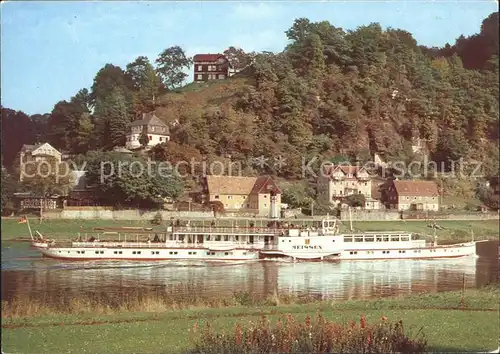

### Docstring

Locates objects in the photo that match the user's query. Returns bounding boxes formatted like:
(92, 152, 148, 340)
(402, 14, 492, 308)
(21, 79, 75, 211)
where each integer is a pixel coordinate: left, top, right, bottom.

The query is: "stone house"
(383, 180, 440, 211)
(202, 175, 281, 217)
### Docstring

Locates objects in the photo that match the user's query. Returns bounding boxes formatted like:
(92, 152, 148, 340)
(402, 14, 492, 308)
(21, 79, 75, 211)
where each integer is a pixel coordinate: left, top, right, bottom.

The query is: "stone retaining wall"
(41, 207, 499, 221)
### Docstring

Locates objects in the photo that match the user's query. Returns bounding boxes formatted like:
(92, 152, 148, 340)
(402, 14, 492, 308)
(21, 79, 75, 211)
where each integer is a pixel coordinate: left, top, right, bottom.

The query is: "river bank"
(2, 285, 499, 353)
(2, 218, 499, 243)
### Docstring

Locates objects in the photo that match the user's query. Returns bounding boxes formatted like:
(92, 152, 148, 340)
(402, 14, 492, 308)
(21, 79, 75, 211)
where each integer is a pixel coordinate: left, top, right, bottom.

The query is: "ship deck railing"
(51, 240, 271, 249)
(172, 226, 285, 235)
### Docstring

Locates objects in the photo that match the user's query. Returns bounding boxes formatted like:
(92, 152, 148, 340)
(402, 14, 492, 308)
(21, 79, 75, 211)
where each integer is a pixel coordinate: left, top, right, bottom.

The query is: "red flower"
(234, 323, 243, 345)
(305, 315, 312, 329)
(360, 315, 367, 329)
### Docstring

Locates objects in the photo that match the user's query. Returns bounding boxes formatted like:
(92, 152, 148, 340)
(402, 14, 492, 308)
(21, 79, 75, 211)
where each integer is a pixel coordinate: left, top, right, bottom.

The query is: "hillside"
(148, 14, 499, 181)
(1, 13, 499, 182)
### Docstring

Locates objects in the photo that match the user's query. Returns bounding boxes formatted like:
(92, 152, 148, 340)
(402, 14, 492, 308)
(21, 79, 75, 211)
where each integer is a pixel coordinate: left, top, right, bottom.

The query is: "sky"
(1, 1, 498, 115)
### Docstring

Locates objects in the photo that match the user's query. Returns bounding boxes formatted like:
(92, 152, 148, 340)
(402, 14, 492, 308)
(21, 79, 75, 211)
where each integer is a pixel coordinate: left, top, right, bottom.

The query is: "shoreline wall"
(35, 207, 500, 221)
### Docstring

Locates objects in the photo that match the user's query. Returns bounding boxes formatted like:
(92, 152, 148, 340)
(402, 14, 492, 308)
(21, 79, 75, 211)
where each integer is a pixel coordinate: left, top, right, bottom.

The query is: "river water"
(1, 241, 498, 303)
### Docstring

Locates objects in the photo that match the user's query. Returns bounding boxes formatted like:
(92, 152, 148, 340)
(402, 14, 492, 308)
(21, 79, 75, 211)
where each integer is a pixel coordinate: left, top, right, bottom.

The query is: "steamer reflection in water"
(275, 256, 484, 300)
(2, 254, 495, 305)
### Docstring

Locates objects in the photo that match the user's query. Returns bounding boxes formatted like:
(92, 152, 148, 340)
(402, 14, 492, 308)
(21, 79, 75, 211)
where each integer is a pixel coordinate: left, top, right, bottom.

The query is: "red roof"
(251, 176, 281, 194)
(193, 54, 226, 62)
(392, 180, 439, 197)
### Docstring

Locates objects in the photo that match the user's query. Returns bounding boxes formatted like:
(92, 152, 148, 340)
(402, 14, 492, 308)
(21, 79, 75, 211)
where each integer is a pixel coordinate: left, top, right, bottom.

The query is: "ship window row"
(132, 251, 142, 255)
(347, 249, 452, 255)
(169, 234, 269, 242)
(343, 235, 410, 242)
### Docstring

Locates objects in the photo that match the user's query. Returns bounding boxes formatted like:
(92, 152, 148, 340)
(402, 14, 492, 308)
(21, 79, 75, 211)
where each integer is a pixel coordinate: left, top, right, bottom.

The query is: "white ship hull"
(28, 217, 480, 263)
(33, 243, 260, 261)
(339, 242, 477, 260)
(32, 241, 478, 262)
(259, 242, 477, 261)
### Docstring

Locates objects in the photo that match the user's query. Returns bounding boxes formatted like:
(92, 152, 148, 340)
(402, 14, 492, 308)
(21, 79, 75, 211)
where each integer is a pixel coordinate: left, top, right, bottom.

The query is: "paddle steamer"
(27, 216, 479, 262)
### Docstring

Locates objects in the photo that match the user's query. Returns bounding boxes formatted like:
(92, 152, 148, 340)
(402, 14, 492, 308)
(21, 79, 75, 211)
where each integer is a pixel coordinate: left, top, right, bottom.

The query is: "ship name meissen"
(292, 245, 323, 250)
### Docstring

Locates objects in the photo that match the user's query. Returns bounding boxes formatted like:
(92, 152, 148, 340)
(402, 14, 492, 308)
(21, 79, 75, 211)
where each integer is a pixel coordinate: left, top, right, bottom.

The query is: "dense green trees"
(1, 13, 498, 210)
(1, 161, 18, 213)
(126, 56, 163, 116)
(155, 46, 192, 90)
(223, 47, 255, 71)
(84, 152, 184, 208)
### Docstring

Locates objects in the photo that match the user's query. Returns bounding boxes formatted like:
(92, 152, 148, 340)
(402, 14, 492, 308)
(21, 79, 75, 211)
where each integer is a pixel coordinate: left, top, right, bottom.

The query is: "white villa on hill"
(19, 143, 62, 181)
(317, 164, 382, 209)
(126, 112, 170, 150)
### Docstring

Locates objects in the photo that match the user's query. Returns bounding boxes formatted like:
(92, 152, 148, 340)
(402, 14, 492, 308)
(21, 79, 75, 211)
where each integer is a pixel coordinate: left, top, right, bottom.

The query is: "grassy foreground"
(2, 218, 499, 243)
(2, 286, 499, 353)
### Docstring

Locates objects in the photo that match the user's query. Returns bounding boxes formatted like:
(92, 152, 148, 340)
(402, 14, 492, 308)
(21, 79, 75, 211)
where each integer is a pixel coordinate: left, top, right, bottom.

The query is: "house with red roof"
(193, 54, 232, 82)
(383, 180, 440, 211)
(202, 175, 281, 217)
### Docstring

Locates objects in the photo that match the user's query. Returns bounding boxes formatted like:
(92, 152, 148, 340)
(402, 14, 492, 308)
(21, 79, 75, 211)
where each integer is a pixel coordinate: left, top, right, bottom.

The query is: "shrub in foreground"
(187, 313, 427, 353)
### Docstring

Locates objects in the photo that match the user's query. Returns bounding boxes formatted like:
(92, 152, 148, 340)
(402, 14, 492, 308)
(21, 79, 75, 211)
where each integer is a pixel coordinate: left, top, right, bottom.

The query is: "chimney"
(269, 189, 278, 219)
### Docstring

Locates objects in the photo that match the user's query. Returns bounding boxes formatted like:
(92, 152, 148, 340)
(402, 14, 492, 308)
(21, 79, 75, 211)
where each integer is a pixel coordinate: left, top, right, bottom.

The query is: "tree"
(282, 183, 315, 208)
(285, 18, 313, 42)
(223, 47, 255, 71)
(126, 56, 162, 116)
(344, 194, 366, 208)
(84, 152, 184, 208)
(139, 130, 149, 148)
(1, 163, 18, 214)
(1, 107, 37, 168)
(74, 113, 95, 154)
(93, 88, 131, 149)
(155, 46, 192, 90)
(47, 89, 93, 154)
(149, 141, 203, 177)
(91, 64, 130, 103)
(433, 129, 469, 171)
(20, 157, 73, 221)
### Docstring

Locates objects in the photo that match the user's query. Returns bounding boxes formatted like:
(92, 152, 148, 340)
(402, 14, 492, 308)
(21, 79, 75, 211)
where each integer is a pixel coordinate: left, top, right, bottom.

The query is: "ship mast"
(25, 215, 34, 241)
(348, 207, 353, 232)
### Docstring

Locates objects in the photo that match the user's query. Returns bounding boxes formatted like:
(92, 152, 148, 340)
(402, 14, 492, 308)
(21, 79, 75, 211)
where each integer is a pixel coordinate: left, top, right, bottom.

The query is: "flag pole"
(25, 215, 34, 241)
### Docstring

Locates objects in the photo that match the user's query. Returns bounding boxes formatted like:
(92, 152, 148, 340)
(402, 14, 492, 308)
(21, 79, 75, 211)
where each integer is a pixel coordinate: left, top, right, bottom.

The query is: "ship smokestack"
(270, 189, 278, 219)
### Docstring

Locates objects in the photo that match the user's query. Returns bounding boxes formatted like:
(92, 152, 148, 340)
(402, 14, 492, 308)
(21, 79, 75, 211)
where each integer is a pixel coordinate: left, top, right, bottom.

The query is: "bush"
(151, 212, 163, 225)
(345, 194, 366, 208)
(187, 313, 427, 353)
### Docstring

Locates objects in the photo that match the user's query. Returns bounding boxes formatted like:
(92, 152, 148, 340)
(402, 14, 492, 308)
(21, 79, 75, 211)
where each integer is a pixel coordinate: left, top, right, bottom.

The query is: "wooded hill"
(2, 13, 499, 182)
